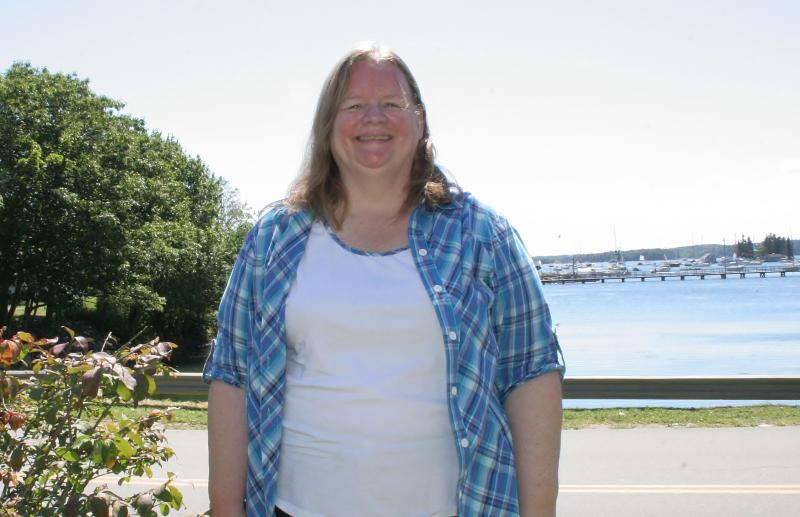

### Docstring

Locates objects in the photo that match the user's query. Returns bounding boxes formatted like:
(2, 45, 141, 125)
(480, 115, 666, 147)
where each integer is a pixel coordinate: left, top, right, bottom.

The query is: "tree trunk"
(43, 295, 55, 329)
(23, 297, 35, 328)
(6, 291, 20, 323)
(0, 282, 9, 327)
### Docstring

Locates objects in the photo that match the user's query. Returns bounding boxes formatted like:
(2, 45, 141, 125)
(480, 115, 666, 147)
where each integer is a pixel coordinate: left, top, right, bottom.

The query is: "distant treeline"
(736, 234, 794, 260)
(535, 239, 800, 264)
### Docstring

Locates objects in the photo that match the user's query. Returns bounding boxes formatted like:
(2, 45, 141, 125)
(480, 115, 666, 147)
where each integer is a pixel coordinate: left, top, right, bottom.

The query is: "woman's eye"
(344, 103, 362, 111)
(384, 102, 402, 109)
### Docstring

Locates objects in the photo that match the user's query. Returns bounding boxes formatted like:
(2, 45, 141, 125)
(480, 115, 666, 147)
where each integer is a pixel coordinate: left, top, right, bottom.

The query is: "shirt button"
(433, 284, 444, 293)
(450, 386, 458, 397)
(448, 331, 458, 341)
(460, 438, 469, 448)
(418, 248, 428, 257)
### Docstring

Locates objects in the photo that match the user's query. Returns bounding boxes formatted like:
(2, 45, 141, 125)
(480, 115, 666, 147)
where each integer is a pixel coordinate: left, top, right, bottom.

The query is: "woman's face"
(330, 60, 423, 183)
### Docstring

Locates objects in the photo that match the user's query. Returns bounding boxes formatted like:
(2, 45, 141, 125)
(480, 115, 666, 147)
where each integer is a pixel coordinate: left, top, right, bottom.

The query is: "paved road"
(93, 426, 800, 516)
(559, 426, 800, 516)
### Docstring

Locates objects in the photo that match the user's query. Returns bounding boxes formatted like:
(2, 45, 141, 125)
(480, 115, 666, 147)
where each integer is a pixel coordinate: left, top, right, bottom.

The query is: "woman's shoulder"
(253, 201, 311, 229)
(244, 201, 314, 252)
(446, 192, 513, 242)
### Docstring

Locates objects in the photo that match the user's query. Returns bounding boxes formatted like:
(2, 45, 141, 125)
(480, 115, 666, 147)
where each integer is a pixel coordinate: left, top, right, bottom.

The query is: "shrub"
(0, 326, 190, 516)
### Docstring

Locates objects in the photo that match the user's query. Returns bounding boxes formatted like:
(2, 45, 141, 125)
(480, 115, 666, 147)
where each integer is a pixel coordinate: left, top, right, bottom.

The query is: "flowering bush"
(0, 327, 187, 516)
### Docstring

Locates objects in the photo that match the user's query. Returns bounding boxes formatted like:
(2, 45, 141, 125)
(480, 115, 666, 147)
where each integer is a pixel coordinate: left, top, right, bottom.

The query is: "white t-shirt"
(276, 222, 459, 517)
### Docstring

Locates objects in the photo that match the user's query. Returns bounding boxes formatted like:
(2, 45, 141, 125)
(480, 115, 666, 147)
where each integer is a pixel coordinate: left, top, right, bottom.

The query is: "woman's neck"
(338, 171, 410, 223)
(332, 174, 414, 252)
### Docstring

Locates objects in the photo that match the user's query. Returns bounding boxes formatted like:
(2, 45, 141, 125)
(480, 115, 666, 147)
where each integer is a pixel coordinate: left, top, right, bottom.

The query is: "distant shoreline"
(535, 240, 800, 264)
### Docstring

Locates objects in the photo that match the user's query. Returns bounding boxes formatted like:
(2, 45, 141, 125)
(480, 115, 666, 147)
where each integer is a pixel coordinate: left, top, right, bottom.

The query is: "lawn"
(134, 399, 800, 430)
(562, 405, 800, 429)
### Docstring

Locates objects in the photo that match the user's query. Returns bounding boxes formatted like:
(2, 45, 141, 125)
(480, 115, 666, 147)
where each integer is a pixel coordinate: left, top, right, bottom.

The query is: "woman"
(205, 43, 565, 517)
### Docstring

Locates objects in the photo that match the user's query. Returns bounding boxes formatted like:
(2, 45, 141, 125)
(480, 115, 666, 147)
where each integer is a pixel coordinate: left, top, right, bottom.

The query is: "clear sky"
(2, 0, 798, 256)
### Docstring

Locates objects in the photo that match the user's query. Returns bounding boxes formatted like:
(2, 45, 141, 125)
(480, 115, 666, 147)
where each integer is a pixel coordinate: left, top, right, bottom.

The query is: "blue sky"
(2, 0, 798, 255)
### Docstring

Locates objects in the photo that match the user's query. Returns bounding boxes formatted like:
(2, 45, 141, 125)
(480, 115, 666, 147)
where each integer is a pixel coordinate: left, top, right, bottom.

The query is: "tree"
(735, 237, 754, 259)
(0, 63, 252, 356)
(0, 63, 136, 328)
(758, 233, 793, 259)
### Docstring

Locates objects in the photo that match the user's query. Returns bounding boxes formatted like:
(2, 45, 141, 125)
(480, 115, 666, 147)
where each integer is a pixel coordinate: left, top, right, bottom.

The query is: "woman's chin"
(352, 153, 391, 170)
(350, 158, 394, 174)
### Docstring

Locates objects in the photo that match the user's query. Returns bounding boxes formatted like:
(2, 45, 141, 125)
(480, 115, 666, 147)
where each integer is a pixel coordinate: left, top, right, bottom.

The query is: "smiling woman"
(331, 60, 423, 184)
(204, 42, 565, 517)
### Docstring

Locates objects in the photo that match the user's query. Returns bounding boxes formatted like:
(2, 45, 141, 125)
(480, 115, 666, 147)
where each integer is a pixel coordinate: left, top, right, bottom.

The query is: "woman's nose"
(362, 102, 388, 121)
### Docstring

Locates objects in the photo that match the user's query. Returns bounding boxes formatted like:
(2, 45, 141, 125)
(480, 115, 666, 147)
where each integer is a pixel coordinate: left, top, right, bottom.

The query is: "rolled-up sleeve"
(492, 219, 565, 402)
(202, 229, 258, 389)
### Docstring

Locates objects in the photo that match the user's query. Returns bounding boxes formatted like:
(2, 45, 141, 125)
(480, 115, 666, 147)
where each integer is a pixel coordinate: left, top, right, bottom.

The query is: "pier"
(540, 264, 799, 284)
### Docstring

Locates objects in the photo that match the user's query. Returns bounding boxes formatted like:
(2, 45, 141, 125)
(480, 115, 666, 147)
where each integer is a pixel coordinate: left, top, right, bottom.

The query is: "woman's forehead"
(343, 60, 412, 98)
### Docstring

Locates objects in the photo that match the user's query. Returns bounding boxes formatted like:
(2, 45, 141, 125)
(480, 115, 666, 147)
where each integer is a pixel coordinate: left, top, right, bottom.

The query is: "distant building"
(763, 253, 788, 262)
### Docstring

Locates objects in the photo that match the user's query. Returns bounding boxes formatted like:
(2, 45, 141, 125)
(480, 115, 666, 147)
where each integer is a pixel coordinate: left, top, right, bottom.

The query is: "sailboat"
(608, 248, 627, 273)
(607, 228, 628, 273)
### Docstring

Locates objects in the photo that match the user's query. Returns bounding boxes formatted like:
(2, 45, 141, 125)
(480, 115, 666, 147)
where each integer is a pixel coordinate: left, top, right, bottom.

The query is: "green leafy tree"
(0, 63, 252, 354)
(0, 64, 127, 327)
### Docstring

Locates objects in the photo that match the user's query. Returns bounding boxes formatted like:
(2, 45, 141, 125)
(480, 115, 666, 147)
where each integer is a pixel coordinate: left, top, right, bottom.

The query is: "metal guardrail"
(561, 376, 800, 400)
(7, 372, 800, 400)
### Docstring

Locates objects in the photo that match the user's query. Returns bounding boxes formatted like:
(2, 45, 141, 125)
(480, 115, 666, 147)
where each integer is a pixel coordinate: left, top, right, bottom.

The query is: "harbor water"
(543, 272, 800, 408)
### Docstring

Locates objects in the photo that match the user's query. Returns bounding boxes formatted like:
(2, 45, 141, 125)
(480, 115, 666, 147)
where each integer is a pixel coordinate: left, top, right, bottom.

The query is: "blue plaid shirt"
(204, 193, 565, 516)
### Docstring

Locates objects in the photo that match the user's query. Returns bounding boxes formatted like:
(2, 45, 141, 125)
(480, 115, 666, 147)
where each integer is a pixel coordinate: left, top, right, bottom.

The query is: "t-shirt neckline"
(319, 221, 410, 257)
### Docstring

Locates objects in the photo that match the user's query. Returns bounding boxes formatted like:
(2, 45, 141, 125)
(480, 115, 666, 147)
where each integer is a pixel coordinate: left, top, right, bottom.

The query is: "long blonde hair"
(285, 43, 458, 228)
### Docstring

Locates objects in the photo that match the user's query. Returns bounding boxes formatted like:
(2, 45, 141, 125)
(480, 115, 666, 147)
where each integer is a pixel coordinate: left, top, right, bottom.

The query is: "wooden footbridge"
(541, 264, 799, 285)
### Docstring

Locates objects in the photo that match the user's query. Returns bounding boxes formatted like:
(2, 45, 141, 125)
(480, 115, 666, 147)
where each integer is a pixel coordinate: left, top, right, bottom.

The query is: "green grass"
(111, 398, 209, 429)
(563, 405, 800, 429)
(11, 296, 95, 317)
(126, 399, 800, 430)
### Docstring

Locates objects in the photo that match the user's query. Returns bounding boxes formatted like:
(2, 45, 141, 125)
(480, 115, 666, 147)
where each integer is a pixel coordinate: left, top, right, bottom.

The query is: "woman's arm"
(503, 370, 563, 517)
(208, 380, 248, 516)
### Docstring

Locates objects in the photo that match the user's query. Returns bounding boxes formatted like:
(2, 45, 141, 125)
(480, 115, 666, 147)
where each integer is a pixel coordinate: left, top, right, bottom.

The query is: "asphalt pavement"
(91, 426, 800, 516)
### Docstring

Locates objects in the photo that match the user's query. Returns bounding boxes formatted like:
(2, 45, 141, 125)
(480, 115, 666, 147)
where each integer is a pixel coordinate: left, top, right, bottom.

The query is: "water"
(543, 273, 800, 408)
